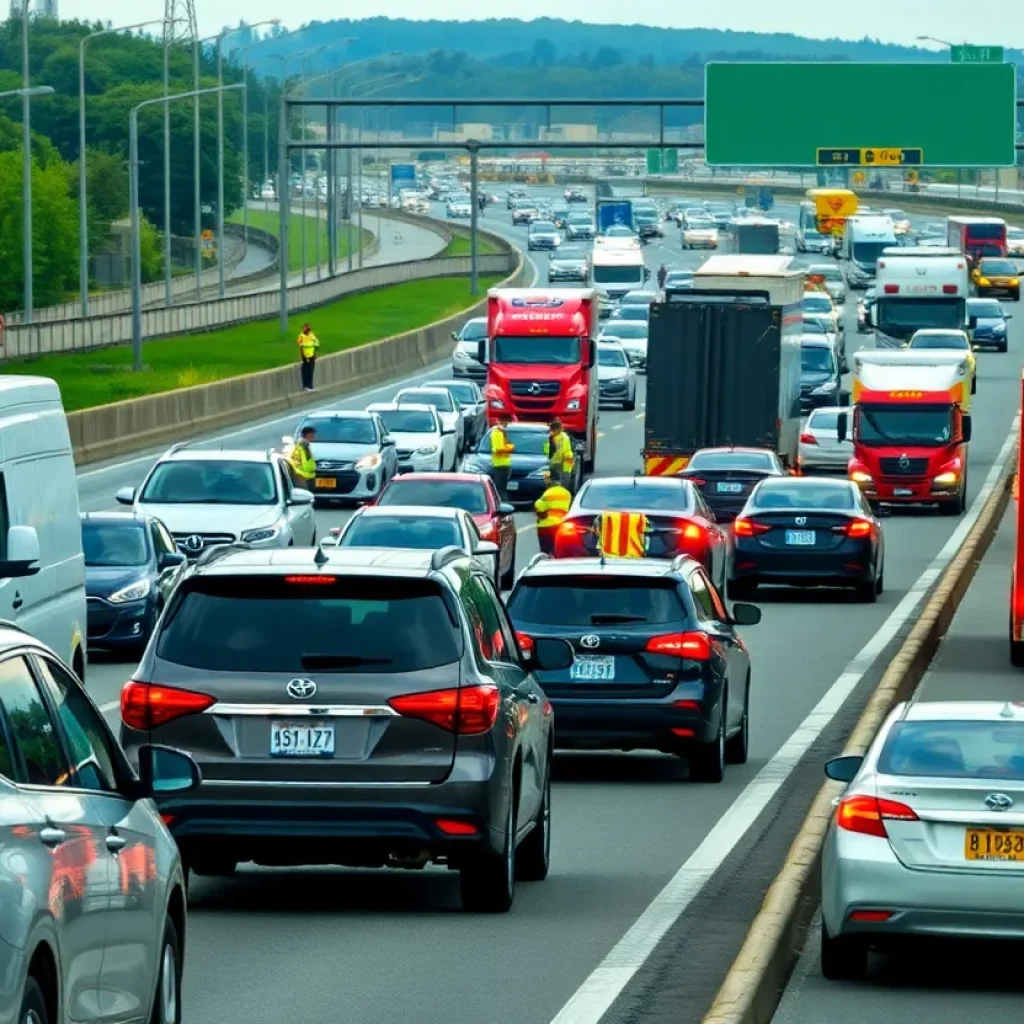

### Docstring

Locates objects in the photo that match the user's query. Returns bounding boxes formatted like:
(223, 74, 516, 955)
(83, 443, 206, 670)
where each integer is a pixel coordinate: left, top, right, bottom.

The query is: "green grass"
(230, 207, 373, 273)
(442, 229, 502, 258)
(7, 275, 503, 413)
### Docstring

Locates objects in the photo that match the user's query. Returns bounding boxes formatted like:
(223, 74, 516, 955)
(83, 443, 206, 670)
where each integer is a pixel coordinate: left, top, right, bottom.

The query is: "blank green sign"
(704, 62, 1018, 167)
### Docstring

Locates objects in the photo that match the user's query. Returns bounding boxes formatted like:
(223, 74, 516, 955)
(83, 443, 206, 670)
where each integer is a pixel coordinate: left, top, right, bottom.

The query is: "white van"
(592, 238, 650, 318)
(0, 376, 87, 680)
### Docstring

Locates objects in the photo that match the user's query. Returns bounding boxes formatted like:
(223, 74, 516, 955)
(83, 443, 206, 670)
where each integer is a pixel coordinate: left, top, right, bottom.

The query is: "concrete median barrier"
(701, 438, 1018, 1024)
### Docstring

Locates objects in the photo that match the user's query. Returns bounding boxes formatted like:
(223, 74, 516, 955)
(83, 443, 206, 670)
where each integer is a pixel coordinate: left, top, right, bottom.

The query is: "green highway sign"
(646, 148, 661, 174)
(951, 45, 1003, 63)
(646, 149, 679, 174)
(817, 147, 924, 167)
(665, 148, 678, 173)
(704, 62, 1018, 167)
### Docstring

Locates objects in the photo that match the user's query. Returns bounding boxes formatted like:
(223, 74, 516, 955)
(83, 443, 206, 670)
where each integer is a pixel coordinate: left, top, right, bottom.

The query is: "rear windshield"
(802, 295, 833, 313)
(298, 416, 376, 444)
(379, 479, 488, 514)
(967, 299, 1004, 317)
(508, 576, 685, 626)
(750, 481, 854, 510)
(477, 428, 548, 456)
(341, 515, 461, 550)
(598, 346, 628, 367)
(689, 451, 777, 472)
(807, 409, 843, 431)
(609, 305, 648, 321)
(433, 382, 477, 405)
(601, 322, 648, 340)
(578, 480, 693, 513)
(157, 577, 461, 673)
(910, 333, 968, 350)
(879, 720, 1024, 780)
(375, 409, 435, 433)
(399, 391, 454, 413)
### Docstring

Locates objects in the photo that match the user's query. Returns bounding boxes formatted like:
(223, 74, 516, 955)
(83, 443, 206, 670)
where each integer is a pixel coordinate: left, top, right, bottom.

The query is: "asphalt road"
(75, 189, 1024, 1024)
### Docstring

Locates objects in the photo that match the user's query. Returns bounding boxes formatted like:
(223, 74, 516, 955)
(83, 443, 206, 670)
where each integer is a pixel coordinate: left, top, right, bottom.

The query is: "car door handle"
(105, 833, 128, 853)
(12, 593, 22, 611)
(39, 826, 66, 847)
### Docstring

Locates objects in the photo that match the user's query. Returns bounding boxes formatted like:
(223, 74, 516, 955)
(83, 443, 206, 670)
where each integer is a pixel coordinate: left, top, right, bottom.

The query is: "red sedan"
(375, 472, 518, 588)
(552, 475, 731, 592)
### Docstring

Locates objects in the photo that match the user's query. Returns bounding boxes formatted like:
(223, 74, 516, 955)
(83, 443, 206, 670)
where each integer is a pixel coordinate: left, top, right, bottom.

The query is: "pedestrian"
(489, 413, 515, 500)
(288, 425, 317, 488)
(543, 418, 575, 489)
(533, 474, 572, 555)
(297, 323, 320, 392)
(657, 264, 668, 291)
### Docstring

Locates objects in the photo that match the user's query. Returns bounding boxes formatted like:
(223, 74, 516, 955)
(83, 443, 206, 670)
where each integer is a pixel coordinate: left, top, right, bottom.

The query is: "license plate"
(894, 487, 913, 497)
(965, 828, 1024, 861)
(507, 480, 519, 491)
(717, 482, 744, 494)
(314, 478, 336, 490)
(570, 655, 615, 681)
(785, 530, 816, 546)
(270, 722, 336, 757)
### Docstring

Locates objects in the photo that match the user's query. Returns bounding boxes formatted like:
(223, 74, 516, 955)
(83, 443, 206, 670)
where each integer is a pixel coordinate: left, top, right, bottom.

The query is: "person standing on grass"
(297, 323, 320, 392)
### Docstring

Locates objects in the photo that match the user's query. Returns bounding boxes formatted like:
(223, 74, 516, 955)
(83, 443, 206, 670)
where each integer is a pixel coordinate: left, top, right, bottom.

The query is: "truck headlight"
(488, 398, 506, 410)
(933, 471, 959, 485)
(565, 399, 581, 411)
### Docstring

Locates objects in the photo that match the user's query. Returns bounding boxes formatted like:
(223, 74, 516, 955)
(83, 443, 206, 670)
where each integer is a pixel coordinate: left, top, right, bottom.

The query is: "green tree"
(138, 215, 163, 284)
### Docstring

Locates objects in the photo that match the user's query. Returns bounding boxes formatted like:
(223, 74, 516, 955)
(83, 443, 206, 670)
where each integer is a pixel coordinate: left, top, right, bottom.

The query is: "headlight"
(453, 349, 471, 361)
(933, 471, 959, 485)
(811, 381, 837, 395)
(850, 470, 872, 484)
(609, 375, 628, 383)
(416, 445, 439, 456)
(109, 577, 151, 604)
(528, 468, 549, 479)
(355, 453, 382, 472)
(242, 525, 281, 544)
(565, 399, 581, 411)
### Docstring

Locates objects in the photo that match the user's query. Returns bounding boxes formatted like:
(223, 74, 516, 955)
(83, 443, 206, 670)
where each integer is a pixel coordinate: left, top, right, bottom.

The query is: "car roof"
(519, 555, 700, 579)
(190, 546, 463, 578)
(899, 701, 1024, 723)
(388, 471, 489, 484)
(160, 447, 273, 463)
(300, 409, 374, 420)
(580, 475, 691, 493)
(692, 446, 776, 457)
(80, 510, 150, 523)
(355, 504, 464, 520)
(368, 402, 435, 415)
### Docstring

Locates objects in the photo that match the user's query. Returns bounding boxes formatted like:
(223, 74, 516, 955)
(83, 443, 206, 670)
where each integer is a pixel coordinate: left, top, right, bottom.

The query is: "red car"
(552, 475, 731, 592)
(375, 472, 518, 588)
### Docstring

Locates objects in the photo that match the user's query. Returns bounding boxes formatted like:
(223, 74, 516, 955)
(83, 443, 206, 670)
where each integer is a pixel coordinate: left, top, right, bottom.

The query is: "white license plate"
(507, 480, 519, 491)
(785, 530, 816, 546)
(570, 655, 615, 681)
(717, 482, 744, 494)
(270, 722, 336, 757)
(894, 487, 913, 497)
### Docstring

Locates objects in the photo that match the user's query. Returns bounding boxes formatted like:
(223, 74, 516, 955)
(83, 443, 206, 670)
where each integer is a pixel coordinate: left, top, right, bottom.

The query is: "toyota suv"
(118, 544, 574, 912)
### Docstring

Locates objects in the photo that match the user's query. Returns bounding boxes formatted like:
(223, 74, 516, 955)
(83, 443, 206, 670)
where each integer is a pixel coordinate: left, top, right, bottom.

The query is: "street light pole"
(21, 0, 32, 324)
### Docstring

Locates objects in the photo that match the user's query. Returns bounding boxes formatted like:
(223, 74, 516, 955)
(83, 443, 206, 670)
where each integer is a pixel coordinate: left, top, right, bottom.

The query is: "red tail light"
(942, 284, 957, 294)
(883, 283, 898, 294)
(842, 518, 875, 539)
(836, 794, 918, 838)
(388, 684, 500, 735)
(850, 910, 894, 923)
(686, 476, 706, 486)
(515, 631, 535, 655)
(557, 520, 582, 537)
(121, 681, 216, 730)
(645, 632, 712, 659)
(478, 520, 500, 541)
(434, 818, 479, 836)
(799, 432, 817, 445)
(734, 518, 771, 537)
(285, 575, 336, 585)
(680, 522, 705, 543)
(161, 814, 175, 826)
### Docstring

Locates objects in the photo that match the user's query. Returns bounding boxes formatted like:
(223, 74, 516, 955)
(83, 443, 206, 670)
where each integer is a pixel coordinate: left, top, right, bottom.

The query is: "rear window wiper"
(300, 655, 393, 669)
(588, 614, 647, 624)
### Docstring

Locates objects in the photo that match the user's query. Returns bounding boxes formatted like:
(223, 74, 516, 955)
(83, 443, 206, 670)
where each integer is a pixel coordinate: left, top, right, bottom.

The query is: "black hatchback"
(679, 447, 787, 522)
(507, 555, 760, 782)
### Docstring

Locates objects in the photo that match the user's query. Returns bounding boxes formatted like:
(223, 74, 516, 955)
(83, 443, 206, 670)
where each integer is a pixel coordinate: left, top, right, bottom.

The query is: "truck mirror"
(968, 316, 978, 330)
(962, 414, 972, 444)
(476, 340, 486, 364)
(836, 412, 848, 442)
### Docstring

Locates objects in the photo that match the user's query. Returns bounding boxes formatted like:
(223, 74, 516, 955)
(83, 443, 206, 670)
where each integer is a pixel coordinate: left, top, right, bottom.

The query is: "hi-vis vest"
(599, 511, 648, 558)
(544, 432, 574, 470)
(491, 427, 514, 468)
(297, 331, 319, 359)
(289, 441, 316, 480)
(534, 485, 572, 529)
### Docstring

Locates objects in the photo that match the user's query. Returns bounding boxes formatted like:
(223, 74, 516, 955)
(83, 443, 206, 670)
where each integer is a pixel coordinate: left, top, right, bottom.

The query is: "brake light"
(674, 699, 701, 710)
(799, 432, 817, 445)
(836, 794, 918, 838)
(558, 520, 582, 537)
(734, 518, 771, 537)
(121, 681, 216, 730)
(478, 520, 499, 541)
(160, 814, 175, 826)
(686, 477, 706, 486)
(680, 522, 705, 542)
(434, 818, 479, 836)
(646, 632, 712, 659)
(388, 684, 500, 735)
(883, 284, 898, 294)
(284, 575, 336, 585)
(942, 284, 957, 294)
(515, 631, 535, 654)
(844, 518, 874, 538)
(850, 910, 893, 923)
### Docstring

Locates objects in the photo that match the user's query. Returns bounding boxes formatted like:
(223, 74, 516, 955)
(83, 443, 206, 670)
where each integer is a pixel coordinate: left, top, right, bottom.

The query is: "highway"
(73, 189, 1024, 1024)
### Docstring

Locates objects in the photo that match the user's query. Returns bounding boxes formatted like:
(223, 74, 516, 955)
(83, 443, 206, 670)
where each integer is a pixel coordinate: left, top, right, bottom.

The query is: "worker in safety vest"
(489, 412, 515, 500)
(543, 418, 575, 488)
(297, 323, 320, 392)
(288, 425, 317, 486)
(533, 474, 572, 554)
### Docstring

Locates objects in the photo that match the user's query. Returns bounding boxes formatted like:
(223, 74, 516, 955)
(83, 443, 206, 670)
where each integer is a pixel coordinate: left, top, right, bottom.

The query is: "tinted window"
(531, 222, 556, 232)
(375, 409, 435, 433)
(158, 577, 461, 674)
(980, 260, 1016, 275)
(141, 461, 277, 505)
(689, 573, 717, 621)
(610, 305, 648, 321)
(801, 344, 835, 373)
(688, 451, 777, 472)
(82, 522, 149, 567)
(379, 479, 488, 515)
(967, 299, 1004, 317)
(477, 427, 548, 455)
(493, 335, 581, 365)
(601, 322, 648, 340)
(298, 416, 376, 444)
(751, 482, 854, 510)
(802, 295, 833, 313)
(578, 480, 693, 513)
(462, 575, 514, 664)
(910, 333, 968, 351)
(0, 711, 14, 780)
(438, 383, 478, 405)
(341, 516, 461, 550)
(0, 657, 68, 787)
(399, 391, 454, 413)
(593, 266, 644, 285)
(459, 320, 487, 342)
(859, 405, 952, 446)
(801, 318, 826, 334)
(509, 576, 685, 626)
(598, 347, 628, 367)
(879, 720, 1024, 779)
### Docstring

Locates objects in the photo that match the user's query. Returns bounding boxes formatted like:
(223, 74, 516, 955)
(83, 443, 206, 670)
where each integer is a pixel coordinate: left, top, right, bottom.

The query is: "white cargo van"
(842, 215, 898, 289)
(591, 237, 650, 317)
(0, 375, 87, 680)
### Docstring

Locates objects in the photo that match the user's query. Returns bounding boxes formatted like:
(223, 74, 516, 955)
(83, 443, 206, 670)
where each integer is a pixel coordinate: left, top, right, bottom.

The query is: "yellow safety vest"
(544, 432, 574, 470)
(534, 486, 572, 528)
(297, 331, 319, 359)
(599, 512, 648, 558)
(491, 427, 514, 468)
(289, 441, 316, 481)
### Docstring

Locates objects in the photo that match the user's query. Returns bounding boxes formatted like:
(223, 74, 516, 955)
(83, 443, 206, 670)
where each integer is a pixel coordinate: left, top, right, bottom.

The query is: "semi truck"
(596, 199, 634, 235)
(734, 219, 780, 255)
(837, 349, 972, 515)
(642, 255, 803, 475)
(482, 288, 599, 473)
(947, 216, 1007, 259)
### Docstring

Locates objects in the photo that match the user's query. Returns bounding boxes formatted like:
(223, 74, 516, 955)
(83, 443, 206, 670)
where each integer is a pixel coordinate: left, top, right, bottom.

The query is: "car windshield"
(801, 344, 835, 372)
(556, 247, 585, 260)
(910, 333, 968, 350)
(375, 409, 436, 433)
(980, 260, 1016, 275)
(508, 576, 686, 627)
(804, 231, 824, 241)
(459, 320, 487, 342)
(801, 318, 826, 334)
(601, 322, 648, 340)
(689, 451, 777, 472)
(341, 515, 462, 550)
(598, 346, 628, 367)
(398, 391, 454, 413)
(750, 481, 854, 510)
(610, 305, 648, 321)
(802, 295, 833, 314)
(852, 241, 891, 265)
(82, 522, 149, 567)
(967, 299, 1004, 317)
(157, 576, 461, 674)
(605, 226, 634, 237)
(878, 720, 1024, 780)
(532, 222, 556, 233)
(299, 416, 376, 444)
(379, 479, 488, 514)
(858, 405, 953, 447)
(577, 480, 693, 513)
(477, 427, 549, 456)
(687, 218, 714, 229)
(876, 298, 965, 333)
(623, 292, 655, 304)
(493, 335, 581, 364)
(569, 214, 591, 224)
(140, 460, 277, 505)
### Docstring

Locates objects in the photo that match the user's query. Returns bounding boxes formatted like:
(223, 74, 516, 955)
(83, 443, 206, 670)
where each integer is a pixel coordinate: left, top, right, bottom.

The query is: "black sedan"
(679, 447, 787, 522)
(81, 511, 186, 653)
(728, 478, 885, 603)
(967, 297, 1012, 352)
(799, 336, 843, 412)
(508, 555, 760, 782)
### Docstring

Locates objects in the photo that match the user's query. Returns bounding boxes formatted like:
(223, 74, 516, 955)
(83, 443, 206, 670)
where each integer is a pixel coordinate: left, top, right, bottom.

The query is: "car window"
(299, 416, 377, 444)
(699, 570, 730, 621)
(477, 576, 518, 662)
(508, 576, 686, 626)
(151, 521, 176, 556)
(379, 479, 488, 514)
(688, 572, 718, 622)
(461, 573, 514, 664)
(878, 720, 1024, 779)
(0, 656, 69, 787)
(577, 479, 694, 513)
(688, 451, 777, 472)
(478, 427, 549, 456)
(375, 409, 436, 433)
(751, 481, 855, 510)
(277, 460, 293, 499)
(82, 521, 149, 567)
(341, 516, 461, 550)
(910, 333, 968, 351)
(459, 320, 487, 342)
(400, 391, 454, 413)
(807, 409, 843, 431)
(141, 460, 277, 505)
(598, 347, 628, 367)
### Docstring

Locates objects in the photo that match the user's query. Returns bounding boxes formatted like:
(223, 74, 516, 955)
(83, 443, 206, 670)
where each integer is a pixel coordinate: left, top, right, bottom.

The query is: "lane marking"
(612, 423, 624, 431)
(548, 414, 1020, 1024)
(100, 700, 118, 714)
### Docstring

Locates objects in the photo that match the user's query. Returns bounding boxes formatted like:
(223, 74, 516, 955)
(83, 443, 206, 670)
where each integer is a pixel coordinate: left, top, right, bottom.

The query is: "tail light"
(515, 631, 535, 655)
(557, 520, 582, 538)
(942, 284, 958, 294)
(836, 794, 918, 838)
(388, 684, 500, 735)
(734, 518, 771, 537)
(799, 432, 817, 445)
(686, 476, 706, 486)
(833, 518, 874, 539)
(478, 520, 500, 542)
(121, 681, 216, 730)
(883, 283, 898, 294)
(645, 632, 712, 660)
(434, 818, 479, 836)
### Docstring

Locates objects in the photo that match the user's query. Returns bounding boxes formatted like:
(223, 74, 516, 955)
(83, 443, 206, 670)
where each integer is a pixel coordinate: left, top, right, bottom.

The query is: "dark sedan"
(508, 555, 760, 781)
(548, 245, 589, 283)
(679, 447, 787, 522)
(967, 297, 1012, 352)
(729, 478, 886, 603)
(800, 337, 843, 412)
(81, 511, 186, 653)
(635, 213, 663, 240)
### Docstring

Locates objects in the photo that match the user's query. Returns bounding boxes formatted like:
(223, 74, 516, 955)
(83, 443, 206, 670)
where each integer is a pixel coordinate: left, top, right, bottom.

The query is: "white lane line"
(612, 423, 623, 431)
(100, 700, 118, 714)
(548, 415, 1020, 1024)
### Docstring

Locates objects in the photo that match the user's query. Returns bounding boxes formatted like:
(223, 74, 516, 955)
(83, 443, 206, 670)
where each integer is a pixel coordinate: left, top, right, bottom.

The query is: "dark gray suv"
(119, 544, 574, 912)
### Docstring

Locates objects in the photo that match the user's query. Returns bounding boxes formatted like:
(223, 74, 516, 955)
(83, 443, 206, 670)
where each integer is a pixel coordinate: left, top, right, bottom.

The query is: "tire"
(623, 394, 636, 412)
(727, 578, 755, 601)
(725, 677, 750, 765)
(500, 536, 517, 591)
(875, 568, 885, 595)
(820, 920, 868, 982)
(19, 977, 49, 1024)
(690, 708, 726, 783)
(854, 578, 877, 603)
(460, 790, 516, 912)
(149, 917, 183, 1024)
(972, 375, 977, 395)
(515, 766, 551, 882)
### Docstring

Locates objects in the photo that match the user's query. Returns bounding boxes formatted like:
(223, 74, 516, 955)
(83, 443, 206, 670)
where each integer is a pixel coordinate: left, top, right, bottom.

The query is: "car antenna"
(314, 546, 329, 568)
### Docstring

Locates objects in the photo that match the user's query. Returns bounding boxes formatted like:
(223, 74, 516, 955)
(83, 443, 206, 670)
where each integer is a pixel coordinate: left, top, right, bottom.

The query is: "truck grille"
(509, 380, 561, 398)
(879, 457, 929, 477)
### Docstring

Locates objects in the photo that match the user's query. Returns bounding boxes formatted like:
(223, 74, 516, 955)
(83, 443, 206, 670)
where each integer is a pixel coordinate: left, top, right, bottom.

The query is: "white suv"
(115, 446, 317, 558)
(366, 403, 455, 472)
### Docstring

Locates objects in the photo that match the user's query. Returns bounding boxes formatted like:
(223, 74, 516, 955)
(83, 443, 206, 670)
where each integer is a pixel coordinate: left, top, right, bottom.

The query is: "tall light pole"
(79, 19, 162, 319)
(916, 35, 957, 48)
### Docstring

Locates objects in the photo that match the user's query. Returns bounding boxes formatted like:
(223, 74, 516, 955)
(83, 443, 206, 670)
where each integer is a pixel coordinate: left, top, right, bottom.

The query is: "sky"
(58, 0, 1024, 50)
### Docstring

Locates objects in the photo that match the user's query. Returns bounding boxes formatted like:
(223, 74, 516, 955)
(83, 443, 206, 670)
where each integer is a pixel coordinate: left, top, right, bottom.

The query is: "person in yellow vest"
(288, 425, 317, 487)
(544, 418, 575, 488)
(533, 474, 572, 555)
(297, 323, 320, 392)
(489, 412, 515, 500)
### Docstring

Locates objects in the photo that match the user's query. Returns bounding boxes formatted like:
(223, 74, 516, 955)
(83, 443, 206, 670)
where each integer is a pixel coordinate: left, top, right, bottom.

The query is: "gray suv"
(119, 544, 574, 912)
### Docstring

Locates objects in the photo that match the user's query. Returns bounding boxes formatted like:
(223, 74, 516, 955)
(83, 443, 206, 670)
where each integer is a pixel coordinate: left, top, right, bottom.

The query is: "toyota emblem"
(898, 454, 910, 470)
(580, 634, 600, 649)
(795, 516, 807, 526)
(286, 678, 317, 699)
(984, 793, 1014, 812)
(528, 382, 543, 396)
(183, 534, 204, 553)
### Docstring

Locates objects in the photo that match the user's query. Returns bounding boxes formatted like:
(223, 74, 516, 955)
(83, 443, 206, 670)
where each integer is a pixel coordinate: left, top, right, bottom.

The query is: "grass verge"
(442, 228, 502, 257)
(230, 208, 374, 272)
(7, 275, 502, 413)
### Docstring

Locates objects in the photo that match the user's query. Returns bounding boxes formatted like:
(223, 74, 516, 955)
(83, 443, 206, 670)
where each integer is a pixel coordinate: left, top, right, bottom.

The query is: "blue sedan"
(967, 296, 1012, 352)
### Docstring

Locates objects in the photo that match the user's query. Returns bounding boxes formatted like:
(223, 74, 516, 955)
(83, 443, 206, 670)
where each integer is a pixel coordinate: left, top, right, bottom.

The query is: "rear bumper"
(732, 546, 875, 586)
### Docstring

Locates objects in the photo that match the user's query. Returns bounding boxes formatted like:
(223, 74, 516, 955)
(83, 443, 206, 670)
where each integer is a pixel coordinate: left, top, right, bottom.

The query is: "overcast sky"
(61, 1, 1022, 50)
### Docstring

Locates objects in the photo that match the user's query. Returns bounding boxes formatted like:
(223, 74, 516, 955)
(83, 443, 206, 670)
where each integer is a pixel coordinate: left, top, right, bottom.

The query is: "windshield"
(157, 576, 461, 674)
(493, 334, 582, 365)
(967, 224, 1006, 240)
(852, 241, 891, 266)
(379, 479, 488, 515)
(879, 720, 1024, 780)
(555, 248, 585, 261)
(299, 416, 376, 444)
(578, 479, 693, 513)
(605, 226, 634, 237)
(376, 409, 435, 433)
(802, 296, 833, 314)
(687, 218, 715, 230)
(508, 576, 685, 627)
(594, 265, 644, 287)
(857, 405, 953, 447)
(399, 391, 453, 413)
(979, 260, 1016, 275)
(807, 408, 844, 431)
(910, 332, 968, 351)
(801, 345, 835, 373)
(610, 305, 648, 321)
(341, 515, 462, 550)
(531, 222, 556, 233)
(602, 322, 648, 340)
(477, 427, 549, 456)
(876, 297, 965, 335)
(437, 383, 478, 404)
(569, 214, 592, 224)
(689, 451, 777, 472)
(967, 299, 1004, 318)
(141, 460, 277, 505)
(751, 481, 854, 510)
(598, 346, 628, 367)
(82, 522, 148, 567)
(459, 319, 487, 342)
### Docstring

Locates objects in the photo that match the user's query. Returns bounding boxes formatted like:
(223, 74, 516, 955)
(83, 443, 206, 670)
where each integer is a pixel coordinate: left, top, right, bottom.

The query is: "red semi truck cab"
(483, 288, 599, 471)
(839, 350, 973, 514)
(947, 216, 1007, 259)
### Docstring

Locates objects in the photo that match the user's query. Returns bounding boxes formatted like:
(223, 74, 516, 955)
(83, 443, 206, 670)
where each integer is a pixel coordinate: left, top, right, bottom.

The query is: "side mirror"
(451, 331, 459, 341)
(962, 414, 972, 444)
(475, 540, 500, 556)
(476, 340, 486, 364)
(731, 602, 762, 626)
(115, 487, 136, 506)
(0, 525, 41, 579)
(1005, 313, 1014, 320)
(136, 744, 202, 796)
(497, 503, 515, 516)
(643, 267, 651, 280)
(381, 437, 395, 447)
(969, 316, 978, 330)
(289, 488, 315, 506)
(533, 636, 575, 671)
(864, 308, 873, 327)
(158, 551, 186, 570)
(824, 754, 863, 784)
(281, 435, 294, 447)
(836, 412, 848, 443)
